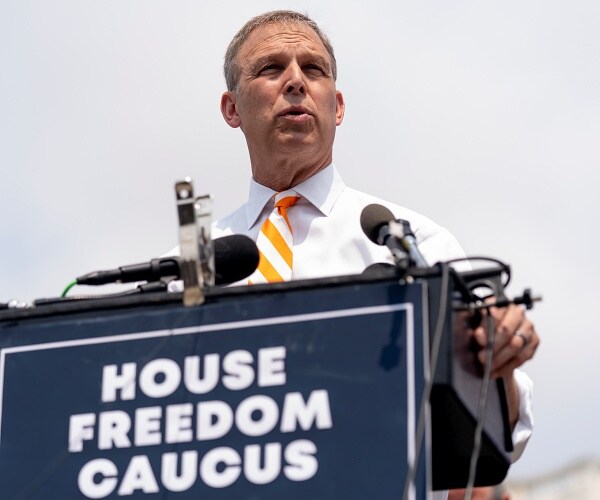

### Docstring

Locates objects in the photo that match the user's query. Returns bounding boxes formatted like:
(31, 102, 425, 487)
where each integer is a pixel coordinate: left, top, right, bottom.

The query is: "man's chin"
(274, 129, 320, 147)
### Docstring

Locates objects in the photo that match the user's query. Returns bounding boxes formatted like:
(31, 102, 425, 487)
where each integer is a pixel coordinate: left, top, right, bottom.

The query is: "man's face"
(221, 22, 345, 190)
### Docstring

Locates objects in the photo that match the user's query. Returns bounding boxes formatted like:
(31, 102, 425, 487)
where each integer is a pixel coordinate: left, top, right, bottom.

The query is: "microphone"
(76, 235, 259, 287)
(360, 204, 429, 268)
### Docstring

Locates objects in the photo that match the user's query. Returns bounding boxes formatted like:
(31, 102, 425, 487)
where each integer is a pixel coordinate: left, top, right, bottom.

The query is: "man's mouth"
(279, 107, 312, 122)
(280, 107, 311, 117)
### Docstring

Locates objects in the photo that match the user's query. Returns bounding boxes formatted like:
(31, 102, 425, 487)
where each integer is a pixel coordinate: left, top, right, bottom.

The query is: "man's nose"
(284, 63, 306, 95)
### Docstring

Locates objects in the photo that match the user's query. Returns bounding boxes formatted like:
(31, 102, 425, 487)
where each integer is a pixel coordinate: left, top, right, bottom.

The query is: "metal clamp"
(175, 178, 214, 306)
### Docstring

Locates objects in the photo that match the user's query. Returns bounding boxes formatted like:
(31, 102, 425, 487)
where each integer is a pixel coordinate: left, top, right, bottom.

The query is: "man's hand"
(471, 303, 540, 428)
(472, 303, 540, 379)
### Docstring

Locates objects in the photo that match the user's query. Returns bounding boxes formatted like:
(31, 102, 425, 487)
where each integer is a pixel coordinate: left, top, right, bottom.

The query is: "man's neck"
(250, 154, 332, 191)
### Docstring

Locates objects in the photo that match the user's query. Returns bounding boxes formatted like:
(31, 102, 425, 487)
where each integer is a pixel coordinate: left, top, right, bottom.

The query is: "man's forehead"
(240, 22, 327, 60)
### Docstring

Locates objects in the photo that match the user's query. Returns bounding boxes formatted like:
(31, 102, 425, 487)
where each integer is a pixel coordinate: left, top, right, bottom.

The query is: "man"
(202, 9, 537, 496)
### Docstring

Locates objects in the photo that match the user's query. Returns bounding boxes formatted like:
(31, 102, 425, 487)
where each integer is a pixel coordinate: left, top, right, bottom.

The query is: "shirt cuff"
(510, 368, 534, 462)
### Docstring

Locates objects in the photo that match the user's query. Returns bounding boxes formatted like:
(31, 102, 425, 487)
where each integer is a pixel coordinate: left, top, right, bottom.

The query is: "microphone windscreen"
(360, 204, 395, 243)
(214, 234, 260, 285)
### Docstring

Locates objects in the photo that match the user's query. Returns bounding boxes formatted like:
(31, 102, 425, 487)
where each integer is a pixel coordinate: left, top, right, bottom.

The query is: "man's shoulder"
(343, 187, 443, 237)
(342, 186, 466, 262)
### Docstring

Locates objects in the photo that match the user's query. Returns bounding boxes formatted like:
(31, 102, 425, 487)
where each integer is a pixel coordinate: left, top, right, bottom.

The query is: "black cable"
(402, 256, 507, 498)
(464, 311, 496, 500)
(402, 262, 451, 500)
(445, 256, 511, 289)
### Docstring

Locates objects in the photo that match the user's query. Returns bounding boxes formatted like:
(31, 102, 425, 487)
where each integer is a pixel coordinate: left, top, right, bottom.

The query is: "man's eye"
(304, 64, 325, 75)
(259, 64, 281, 75)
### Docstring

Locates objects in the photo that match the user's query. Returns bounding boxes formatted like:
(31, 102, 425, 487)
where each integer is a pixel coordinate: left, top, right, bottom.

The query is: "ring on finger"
(514, 330, 530, 348)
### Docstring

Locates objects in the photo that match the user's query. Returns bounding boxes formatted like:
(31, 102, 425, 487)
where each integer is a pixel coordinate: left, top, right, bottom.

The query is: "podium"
(0, 271, 511, 499)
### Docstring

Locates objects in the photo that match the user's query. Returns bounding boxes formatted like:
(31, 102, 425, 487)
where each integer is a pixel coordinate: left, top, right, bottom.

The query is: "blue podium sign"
(0, 279, 429, 499)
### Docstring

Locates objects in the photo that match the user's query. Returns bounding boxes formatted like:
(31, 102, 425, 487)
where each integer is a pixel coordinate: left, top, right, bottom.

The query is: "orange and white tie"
(251, 190, 300, 283)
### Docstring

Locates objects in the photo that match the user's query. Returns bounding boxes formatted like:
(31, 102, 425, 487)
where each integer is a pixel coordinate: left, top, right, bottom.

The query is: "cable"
(402, 256, 505, 499)
(46, 280, 170, 306)
(402, 262, 450, 500)
(464, 311, 496, 500)
(445, 256, 511, 289)
(61, 280, 77, 297)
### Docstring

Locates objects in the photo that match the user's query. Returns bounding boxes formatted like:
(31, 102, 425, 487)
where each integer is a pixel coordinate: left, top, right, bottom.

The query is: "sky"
(1, 0, 599, 482)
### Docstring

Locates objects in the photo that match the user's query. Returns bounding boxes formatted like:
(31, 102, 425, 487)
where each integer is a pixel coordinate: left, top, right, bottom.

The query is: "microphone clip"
(380, 220, 411, 273)
(175, 178, 215, 307)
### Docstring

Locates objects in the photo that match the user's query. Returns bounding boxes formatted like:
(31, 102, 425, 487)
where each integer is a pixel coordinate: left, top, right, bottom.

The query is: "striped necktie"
(251, 190, 300, 283)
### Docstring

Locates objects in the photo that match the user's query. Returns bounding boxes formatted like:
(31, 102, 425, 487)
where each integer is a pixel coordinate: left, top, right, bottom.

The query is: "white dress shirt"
(212, 164, 467, 279)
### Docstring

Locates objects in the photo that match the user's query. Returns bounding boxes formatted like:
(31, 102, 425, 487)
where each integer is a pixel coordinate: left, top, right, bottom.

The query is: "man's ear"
(221, 91, 241, 128)
(335, 90, 345, 126)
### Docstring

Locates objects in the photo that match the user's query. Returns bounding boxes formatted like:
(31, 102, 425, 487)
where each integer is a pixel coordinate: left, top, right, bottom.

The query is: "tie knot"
(274, 190, 300, 210)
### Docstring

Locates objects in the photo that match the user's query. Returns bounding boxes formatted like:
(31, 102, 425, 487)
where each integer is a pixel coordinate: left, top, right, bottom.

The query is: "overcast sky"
(2, 0, 599, 482)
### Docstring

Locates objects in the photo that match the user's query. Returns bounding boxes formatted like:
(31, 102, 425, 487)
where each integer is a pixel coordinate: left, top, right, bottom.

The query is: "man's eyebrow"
(308, 55, 332, 71)
(244, 55, 282, 75)
(250, 55, 277, 70)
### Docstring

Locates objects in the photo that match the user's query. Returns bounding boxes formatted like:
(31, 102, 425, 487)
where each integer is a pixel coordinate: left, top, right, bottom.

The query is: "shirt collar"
(244, 164, 345, 230)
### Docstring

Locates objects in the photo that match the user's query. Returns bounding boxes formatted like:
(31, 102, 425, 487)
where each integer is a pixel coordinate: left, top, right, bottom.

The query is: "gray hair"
(223, 10, 337, 91)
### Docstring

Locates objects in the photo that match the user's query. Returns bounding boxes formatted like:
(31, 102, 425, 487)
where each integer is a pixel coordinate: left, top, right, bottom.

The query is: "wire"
(61, 280, 77, 298)
(402, 256, 505, 499)
(464, 311, 496, 500)
(402, 262, 451, 500)
(445, 256, 511, 289)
